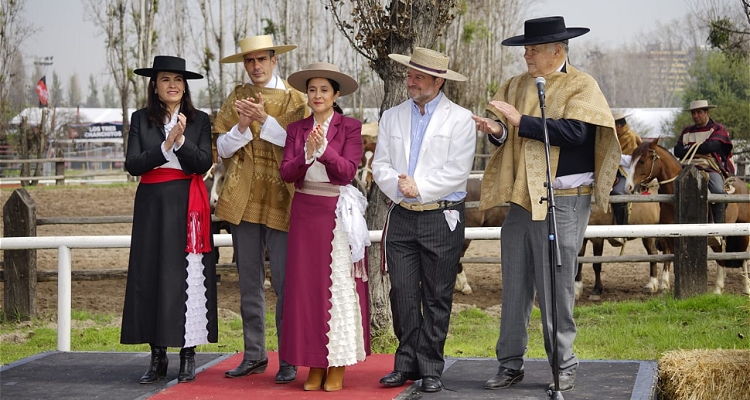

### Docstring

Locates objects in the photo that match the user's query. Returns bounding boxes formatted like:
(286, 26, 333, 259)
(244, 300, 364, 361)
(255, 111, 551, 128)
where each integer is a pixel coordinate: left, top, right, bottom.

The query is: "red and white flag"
(36, 76, 48, 107)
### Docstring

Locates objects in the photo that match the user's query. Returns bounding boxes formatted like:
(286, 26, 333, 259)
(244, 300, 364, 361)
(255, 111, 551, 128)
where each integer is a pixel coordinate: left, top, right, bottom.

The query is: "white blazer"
(372, 95, 476, 204)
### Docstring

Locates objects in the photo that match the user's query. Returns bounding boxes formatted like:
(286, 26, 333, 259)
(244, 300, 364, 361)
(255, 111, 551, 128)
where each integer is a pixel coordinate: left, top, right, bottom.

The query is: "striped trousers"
(385, 202, 465, 378)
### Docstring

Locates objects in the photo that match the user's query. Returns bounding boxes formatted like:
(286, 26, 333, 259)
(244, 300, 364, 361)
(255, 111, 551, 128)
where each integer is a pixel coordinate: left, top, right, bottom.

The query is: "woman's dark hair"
(307, 77, 343, 114)
(145, 74, 197, 127)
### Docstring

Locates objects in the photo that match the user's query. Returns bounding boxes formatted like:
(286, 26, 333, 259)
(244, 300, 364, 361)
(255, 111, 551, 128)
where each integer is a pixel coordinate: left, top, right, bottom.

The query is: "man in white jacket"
(372, 47, 476, 394)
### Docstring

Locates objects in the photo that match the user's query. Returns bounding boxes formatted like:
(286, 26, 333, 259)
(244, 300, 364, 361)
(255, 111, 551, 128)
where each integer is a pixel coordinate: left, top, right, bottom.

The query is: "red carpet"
(152, 352, 406, 399)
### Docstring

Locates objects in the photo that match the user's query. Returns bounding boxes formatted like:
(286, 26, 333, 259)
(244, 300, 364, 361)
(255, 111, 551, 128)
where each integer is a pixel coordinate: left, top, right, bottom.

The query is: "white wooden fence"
(1, 223, 749, 352)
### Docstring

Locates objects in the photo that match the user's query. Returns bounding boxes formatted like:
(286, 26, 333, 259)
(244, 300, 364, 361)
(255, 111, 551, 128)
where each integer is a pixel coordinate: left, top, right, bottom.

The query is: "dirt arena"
(1, 184, 747, 318)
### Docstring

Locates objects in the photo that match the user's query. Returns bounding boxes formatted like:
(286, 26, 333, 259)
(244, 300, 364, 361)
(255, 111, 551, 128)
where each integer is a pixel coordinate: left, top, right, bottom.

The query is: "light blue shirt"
(404, 92, 464, 202)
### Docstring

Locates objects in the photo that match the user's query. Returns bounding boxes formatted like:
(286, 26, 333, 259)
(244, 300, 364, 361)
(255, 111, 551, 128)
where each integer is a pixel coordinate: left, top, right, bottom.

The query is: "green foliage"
(708, 17, 749, 60)
(671, 51, 750, 144)
(462, 22, 477, 43)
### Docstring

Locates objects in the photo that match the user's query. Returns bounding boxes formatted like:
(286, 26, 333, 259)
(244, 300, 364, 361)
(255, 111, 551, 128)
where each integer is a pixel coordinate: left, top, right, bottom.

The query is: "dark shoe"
(421, 376, 443, 393)
(485, 366, 524, 390)
(224, 358, 268, 378)
(548, 371, 576, 392)
(177, 347, 196, 383)
(140, 346, 168, 384)
(379, 370, 419, 387)
(275, 365, 297, 384)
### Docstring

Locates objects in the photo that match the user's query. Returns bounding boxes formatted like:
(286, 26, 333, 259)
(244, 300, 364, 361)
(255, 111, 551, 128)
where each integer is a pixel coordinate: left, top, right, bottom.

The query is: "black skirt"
(120, 179, 218, 347)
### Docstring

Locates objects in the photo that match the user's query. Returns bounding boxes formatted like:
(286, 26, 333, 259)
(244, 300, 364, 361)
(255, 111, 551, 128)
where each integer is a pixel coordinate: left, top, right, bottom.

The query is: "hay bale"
(659, 349, 750, 400)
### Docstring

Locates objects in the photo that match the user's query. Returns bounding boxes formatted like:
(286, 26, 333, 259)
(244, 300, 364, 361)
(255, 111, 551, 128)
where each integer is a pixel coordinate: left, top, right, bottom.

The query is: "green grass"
(1, 294, 748, 365)
(444, 293, 749, 360)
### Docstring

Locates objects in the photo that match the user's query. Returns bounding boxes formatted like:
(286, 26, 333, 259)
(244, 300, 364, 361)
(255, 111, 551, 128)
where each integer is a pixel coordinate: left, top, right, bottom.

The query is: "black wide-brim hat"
(501, 16, 589, 46)
(134, 55, 203, 80)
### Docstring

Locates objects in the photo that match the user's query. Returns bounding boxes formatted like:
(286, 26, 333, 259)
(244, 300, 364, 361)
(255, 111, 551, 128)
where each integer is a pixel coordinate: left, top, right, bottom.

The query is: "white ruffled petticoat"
(183, 252, 209, 347)
(325, 217, 366, 367)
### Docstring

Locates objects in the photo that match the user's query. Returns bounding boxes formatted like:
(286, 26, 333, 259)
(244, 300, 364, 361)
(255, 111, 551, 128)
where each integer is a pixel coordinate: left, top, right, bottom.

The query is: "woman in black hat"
(120, 55, 217, 384)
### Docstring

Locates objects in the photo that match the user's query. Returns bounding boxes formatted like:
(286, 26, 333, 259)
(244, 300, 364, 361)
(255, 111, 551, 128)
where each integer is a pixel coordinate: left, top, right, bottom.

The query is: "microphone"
(535, 77, 546, 103)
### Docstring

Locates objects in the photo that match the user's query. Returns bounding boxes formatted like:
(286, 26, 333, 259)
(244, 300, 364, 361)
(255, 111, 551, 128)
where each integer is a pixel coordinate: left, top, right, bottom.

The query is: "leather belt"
(553, 185, 593, 196)
(398, 199, 464, 212)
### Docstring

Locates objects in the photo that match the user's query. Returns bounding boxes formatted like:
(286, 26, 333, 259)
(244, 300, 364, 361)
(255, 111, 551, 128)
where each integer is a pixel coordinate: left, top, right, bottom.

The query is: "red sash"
(141, 168, 212, 254)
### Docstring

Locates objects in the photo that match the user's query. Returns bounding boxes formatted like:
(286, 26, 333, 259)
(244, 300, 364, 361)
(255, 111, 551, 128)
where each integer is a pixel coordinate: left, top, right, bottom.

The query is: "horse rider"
(673, 100, 734, 224)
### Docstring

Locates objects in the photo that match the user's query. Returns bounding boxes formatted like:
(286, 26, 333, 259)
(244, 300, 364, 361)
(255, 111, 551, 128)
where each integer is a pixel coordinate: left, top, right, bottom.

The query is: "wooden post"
(55, 148, 65, 185)
(673, 166, 708, 298)
(2, 188, 38, 320)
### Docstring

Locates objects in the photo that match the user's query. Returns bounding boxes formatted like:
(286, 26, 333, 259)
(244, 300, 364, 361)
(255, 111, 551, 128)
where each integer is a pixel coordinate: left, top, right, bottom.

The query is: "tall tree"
(85, 74, 101, 107)
(699, 0, 750, 59)
(326, 0, 460, 336)
(68, 73, 82, 108)
(0, 0, 37, 137)
(85, 0, 132, 153)
(130, 0, 158, 107)
(50, 72, 62, 107)
(102, 82, 118, 107)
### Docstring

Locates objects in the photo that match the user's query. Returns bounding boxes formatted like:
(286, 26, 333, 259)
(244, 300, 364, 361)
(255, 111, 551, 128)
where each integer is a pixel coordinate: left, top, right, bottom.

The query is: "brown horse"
(455, 177, 508, 294)
(625, 138, 750, 294)
(575, 197, 661, 299)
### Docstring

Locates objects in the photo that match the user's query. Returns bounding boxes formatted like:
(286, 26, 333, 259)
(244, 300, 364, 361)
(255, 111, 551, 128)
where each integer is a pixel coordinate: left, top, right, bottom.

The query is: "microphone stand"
(537, 83, 565, 400)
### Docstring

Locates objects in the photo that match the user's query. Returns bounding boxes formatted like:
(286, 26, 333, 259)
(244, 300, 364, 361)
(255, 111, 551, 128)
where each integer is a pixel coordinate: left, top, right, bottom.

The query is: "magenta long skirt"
(280, 191, 371, 368)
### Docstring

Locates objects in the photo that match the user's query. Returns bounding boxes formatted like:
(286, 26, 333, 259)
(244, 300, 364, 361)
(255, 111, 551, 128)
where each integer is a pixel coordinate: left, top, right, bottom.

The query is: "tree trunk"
(365, 188, 393, 336)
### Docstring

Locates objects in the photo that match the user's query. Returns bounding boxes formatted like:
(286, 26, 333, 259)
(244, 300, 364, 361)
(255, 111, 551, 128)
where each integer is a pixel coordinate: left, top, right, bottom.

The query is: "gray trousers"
(231, 221, 289, 366)
(496, 196, 590, 374)
(386, 203, 465, 378)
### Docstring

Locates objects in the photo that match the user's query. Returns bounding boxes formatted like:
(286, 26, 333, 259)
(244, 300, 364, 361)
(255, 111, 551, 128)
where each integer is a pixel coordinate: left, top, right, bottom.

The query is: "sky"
(22, 0, 690, 96)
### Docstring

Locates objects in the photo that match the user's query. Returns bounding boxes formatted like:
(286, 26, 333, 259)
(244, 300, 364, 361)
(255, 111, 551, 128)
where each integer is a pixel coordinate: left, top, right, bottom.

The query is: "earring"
(333, 102, 338, 107)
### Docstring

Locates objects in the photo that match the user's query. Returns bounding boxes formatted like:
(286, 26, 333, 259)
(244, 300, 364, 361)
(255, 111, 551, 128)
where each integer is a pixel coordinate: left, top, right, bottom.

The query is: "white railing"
(1, 223, 749, 351)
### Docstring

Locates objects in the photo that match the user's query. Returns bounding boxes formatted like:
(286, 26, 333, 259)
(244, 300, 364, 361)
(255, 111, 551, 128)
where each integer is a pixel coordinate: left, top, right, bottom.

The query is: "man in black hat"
(473, 16, 620, 393)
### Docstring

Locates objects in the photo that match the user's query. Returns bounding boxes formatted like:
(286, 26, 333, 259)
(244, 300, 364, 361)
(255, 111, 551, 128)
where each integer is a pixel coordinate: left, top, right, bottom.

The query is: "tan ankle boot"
(324, 366, 345, 391)
(303, 368, 326, 391)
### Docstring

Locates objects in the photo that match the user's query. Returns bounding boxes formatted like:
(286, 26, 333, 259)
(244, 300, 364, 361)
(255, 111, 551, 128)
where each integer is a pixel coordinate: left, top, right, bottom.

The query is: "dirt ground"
(1, 184, 747, 318)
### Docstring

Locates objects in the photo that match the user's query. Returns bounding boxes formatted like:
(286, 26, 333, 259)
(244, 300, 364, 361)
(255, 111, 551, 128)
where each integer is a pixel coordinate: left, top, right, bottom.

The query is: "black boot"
(140, 345, 168, 384)
(612, 203, 628, 225)
(711, 203, 726, 224)
(178, 347, 196, 383)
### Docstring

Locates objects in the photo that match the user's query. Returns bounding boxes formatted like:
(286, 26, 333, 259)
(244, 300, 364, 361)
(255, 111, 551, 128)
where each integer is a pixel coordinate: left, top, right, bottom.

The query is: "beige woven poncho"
(480, 65, 620, 221)
(212, 81, 308, 231)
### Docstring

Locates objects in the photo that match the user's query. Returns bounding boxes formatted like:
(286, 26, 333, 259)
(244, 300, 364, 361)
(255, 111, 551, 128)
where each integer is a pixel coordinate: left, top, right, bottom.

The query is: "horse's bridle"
(638, 149, 678, 189)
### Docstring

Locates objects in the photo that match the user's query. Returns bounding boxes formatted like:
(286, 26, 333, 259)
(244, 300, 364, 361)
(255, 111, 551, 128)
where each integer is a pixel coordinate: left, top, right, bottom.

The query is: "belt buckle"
(413, 202, 424, 211)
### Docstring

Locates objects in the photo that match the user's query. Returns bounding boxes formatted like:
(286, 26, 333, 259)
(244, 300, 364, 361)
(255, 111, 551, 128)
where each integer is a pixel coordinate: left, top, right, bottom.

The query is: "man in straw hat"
(473, 16, 620, 393)
(213, 34, 308, 383)
(611, 110, 642, 226)
(673, 100, 734, 224)
(371, 47, 476, 393)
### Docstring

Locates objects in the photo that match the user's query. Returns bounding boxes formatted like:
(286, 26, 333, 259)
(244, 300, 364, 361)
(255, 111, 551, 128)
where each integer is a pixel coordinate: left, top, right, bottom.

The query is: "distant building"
(645, 44, 690, 106)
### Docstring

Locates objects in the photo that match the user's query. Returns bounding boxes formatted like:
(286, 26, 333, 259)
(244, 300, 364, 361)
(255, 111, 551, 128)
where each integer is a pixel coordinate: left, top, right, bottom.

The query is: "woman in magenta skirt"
(279, 62, 370, 392)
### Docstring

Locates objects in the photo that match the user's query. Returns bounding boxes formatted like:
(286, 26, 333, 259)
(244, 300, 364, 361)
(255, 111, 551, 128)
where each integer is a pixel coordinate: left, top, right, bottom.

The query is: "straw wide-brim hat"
(220, 35, 297, 64)
(287, 62, 359, 96)
(684, 100, 717, 111)
(134, 55, 203, 79)
(388, 47, 467, 81)
(612, 111, 632, 121)
(501, 16, 589, 46)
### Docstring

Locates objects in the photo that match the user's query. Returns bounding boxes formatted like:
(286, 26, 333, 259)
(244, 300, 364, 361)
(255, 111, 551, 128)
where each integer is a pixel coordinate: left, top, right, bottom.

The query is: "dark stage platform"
(0, 352, 657, 399)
